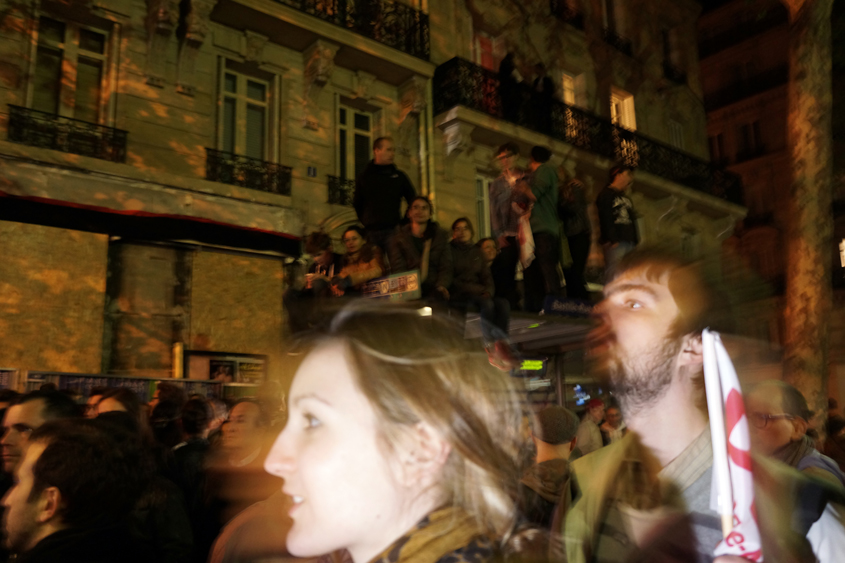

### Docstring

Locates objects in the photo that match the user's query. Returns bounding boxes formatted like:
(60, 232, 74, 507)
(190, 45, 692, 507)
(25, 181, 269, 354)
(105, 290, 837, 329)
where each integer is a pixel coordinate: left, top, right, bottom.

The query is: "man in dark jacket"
(595, 164, 638, 275)
(353, 137, 416, 255)
(520, 406, 579, 528)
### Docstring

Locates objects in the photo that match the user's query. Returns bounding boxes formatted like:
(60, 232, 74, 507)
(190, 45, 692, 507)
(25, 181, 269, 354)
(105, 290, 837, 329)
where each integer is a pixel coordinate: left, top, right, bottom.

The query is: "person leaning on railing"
(331, 226, 385, 297)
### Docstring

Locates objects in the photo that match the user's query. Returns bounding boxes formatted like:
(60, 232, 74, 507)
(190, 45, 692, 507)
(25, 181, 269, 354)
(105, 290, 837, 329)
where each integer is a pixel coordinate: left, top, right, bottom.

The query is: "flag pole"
(702, 328, 734, 538)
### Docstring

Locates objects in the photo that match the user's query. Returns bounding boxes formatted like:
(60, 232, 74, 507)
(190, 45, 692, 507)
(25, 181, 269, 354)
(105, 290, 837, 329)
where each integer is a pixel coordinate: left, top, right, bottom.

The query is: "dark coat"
(595, 185, 639, 245)
(18, 523, 152, 563)
(449, 240, 494, 301)
(519, 458, 573, 529)
(353, 161, 416, 231)
(388, 222, 452, 295)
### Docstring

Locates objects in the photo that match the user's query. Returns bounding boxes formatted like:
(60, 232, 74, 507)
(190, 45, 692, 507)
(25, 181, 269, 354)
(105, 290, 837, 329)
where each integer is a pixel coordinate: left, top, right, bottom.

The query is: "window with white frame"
(475, 175, 492, 238)
(668, 119, 684, 150)
(472, 30, 502, 72)
(219, 67, 271, 160)
(562, 72, 576, 106)
(610, 87, 636, 130)
(338, 105, 374, 181)
(32, 16, 109, 123)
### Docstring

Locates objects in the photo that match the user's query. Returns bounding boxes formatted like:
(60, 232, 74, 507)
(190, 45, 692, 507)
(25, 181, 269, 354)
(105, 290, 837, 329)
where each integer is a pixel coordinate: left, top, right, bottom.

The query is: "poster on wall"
(209, 360, 236, 382)
(237, 361, 265, 384)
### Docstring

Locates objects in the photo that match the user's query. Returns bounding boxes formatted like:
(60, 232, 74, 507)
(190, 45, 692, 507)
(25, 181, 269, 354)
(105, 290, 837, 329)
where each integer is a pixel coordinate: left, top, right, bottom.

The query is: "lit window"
(610, 87, 636, 130)
(472, 30, 501, 71)
(562, 73, 576, 106)
(32, 16, 108, 123)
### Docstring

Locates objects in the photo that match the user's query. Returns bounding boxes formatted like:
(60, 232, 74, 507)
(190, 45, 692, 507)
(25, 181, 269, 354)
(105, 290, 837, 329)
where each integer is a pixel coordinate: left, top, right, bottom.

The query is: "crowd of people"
(286, 135, 638, 368)
(1, 247, 843, 563)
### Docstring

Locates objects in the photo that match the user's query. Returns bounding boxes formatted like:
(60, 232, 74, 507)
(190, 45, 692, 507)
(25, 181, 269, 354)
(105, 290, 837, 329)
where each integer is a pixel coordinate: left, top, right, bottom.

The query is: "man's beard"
(608, 337, 681, 418)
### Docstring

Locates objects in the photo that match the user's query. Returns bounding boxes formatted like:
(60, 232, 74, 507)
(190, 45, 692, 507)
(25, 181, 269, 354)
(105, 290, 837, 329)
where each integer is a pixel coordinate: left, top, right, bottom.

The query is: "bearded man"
(563, 248, 845, 563)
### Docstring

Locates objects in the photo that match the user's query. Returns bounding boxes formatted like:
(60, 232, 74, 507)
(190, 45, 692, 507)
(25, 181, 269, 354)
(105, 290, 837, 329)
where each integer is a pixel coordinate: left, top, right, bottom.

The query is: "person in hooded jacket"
(353, 137, 416, 257)
(388, 196, 452, 301)
(449, 217, 514, 370)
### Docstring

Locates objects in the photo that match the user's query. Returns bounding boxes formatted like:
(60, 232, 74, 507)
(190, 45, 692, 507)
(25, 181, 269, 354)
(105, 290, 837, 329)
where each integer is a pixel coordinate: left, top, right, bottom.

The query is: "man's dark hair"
(29, 419, 148, 529)
(530, 146, 551, 163)
(182, 398, 212, 437)
(451, 217, 474, 236)
(156, 382, 188, 408)
(611, 247, 734, 338)
(373, 136, 393, 152)
(150, 400, 183, 449)
(0, 389, 20, 404)
(496, 142, 520, 158)
(303, 232, 332, 255)
(19, 391, 82, 421)
(608, 164, 634, 183)
(761, 381, 813, 421)
(99, 388, 144, 421)
(231, 399, 270, 428)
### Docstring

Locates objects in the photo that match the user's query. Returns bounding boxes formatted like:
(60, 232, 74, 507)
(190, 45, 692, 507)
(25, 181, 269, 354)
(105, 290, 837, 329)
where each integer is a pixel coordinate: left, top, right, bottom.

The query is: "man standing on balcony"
(488, 142, 525, 309)
(353, 137, 416, 260)
(596, 164, 638, 275)
(524, 146, 561, 313)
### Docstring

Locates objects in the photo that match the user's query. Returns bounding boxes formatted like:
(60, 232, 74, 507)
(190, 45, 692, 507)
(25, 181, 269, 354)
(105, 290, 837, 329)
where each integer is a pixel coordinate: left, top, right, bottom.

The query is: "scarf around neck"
(776, 434, 816, 468)
(369, 507, 492, 563)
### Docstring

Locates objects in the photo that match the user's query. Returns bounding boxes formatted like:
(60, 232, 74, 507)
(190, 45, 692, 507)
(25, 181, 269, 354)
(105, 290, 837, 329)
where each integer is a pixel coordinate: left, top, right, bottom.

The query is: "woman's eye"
(304, 414, 321, 429)
(625, 300, 642, 309)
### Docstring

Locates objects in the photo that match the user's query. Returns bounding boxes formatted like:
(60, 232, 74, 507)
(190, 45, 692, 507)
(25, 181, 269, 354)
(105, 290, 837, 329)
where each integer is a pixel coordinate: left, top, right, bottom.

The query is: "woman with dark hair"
(331, 226, 385, 296)
(388, 196, 453, 300)
(450, 217, 515, 370)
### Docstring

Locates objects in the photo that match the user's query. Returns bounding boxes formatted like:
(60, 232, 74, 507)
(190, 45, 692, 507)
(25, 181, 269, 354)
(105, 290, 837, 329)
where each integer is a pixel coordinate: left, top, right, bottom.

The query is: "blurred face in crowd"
(85, 395, 102, 419)
(313, 249, 333, 268)
(746, 386, 806, 456)
(495, 150, 517, 173)
(588, 403, 606, 423)
(1, 400, 47, 474)
(97, 397, 127, 415)
(265, 340, 421, 563)
(605, 407, 622, 428)
(373, 140, 395, 165)
(452, 221, 473, 244)
(590, 268, 684, 417)
(611, 169, 634, 190)
(223, 402, 262, 454)
(480, 240, 497, 263)
(408, 199, 431, 226)
(342, 231, 364, 255)
(2, 441, 49, 553)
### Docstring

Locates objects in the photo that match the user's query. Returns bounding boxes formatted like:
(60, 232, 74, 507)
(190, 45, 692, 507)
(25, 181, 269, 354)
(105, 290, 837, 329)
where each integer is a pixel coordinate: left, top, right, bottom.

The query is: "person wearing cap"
(519, 406, 580, 529)
(595, 164, 638, 275)
(575, 398, 605, 456)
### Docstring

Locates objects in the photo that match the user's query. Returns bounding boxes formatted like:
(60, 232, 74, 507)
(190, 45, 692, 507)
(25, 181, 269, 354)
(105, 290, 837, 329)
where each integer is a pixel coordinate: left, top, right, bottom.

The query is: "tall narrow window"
(472, 30, 500, 71)
(32, 16, 108, 122)
(338, 105, 373, 181)
(601, 0, 616, 31)
(562, 72, 576, 106)
(668, 119, 684, 150)
(709, 133, 725, 163)
(475, 175, 492, 238)
(610, 87, 636, 130)
(219, 68, 270, 159)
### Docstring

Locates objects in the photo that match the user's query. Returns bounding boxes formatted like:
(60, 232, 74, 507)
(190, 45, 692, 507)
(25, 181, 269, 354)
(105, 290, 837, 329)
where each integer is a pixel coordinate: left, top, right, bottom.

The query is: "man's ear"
(397, 422, 451, 488)
(36, 487, 61, 524)
(791, 418, 809, 441)
(679, 333, 704, 369)
(569, 437, 577, 452)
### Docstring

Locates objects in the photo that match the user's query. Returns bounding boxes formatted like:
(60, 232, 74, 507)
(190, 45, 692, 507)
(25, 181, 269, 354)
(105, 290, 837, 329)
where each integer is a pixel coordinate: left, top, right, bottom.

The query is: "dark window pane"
(38, 17, 65, 44)
(354, 113, 370, 131)
(32, 46, 63, 114)
(75, 56, 102, 122)
(354, 133, 370, 177)
(246, 104, 265, 159)
(339, 108, 346, 126)
(222, 97, 236, 154)
(79, 28, 106, 55)
(224, 73, 237, 94)
(339, 130, 347, 180)
(247, 80, 266, 102)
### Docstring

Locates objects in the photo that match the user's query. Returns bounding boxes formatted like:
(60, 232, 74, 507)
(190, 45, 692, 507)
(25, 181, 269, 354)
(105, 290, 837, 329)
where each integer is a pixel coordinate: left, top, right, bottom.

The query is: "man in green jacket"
(524, 146, 560, 312)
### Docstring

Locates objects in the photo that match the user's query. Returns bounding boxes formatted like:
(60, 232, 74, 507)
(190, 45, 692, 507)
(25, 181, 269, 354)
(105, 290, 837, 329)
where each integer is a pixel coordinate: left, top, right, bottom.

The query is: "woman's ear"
(396, 421, 451, 488)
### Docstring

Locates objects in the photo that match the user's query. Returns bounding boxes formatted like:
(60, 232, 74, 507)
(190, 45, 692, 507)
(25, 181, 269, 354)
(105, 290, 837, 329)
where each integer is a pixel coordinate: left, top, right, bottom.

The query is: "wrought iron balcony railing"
(663, 61, 687, 85)
(549, 0, 584, 30)
(327, 174, 355, 206)
(7, 105, 127, 163)
(205, 149, 292, 196)
(433, 57, 743, 206)
(603, 27, 633, 57)
(704, 65, 789, 111)
(273, 0, 429, 60)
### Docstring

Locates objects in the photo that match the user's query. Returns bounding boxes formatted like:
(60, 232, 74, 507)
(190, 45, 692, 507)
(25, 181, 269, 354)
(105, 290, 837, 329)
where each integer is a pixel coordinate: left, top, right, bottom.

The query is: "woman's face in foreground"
(265, 341, 413, 562)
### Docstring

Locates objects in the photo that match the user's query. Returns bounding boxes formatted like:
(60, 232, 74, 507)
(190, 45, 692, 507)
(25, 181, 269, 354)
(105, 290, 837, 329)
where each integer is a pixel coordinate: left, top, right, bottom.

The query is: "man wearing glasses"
(746, 380, 845, 490)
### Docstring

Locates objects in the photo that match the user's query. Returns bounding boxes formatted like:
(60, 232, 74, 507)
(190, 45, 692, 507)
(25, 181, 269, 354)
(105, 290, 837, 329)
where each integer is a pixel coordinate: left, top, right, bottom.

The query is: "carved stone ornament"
(441, 122, 475, 157)
(400, 76, 427, 121)
(177, 0, 219, 95)
(145, 0, 180, 87)
(352, 71, 376, 101)
(302, 40, 338, 130)
(243, 31, 269, 63)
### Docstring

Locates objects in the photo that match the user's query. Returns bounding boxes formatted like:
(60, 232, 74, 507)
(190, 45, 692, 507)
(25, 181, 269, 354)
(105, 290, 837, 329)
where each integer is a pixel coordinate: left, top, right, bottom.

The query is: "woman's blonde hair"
(325, 303, 524, 541)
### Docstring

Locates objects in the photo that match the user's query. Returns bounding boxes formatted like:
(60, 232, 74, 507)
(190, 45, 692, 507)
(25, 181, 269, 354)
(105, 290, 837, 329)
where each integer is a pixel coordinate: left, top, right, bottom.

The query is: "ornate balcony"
(205, 149, 292, 196)
(272, 0, 429, 60)
(603, 28, 633, 57)
(433, 58, 743, 206)
(663, 61, 687, 85)
(549, 0, 584, 30)
(327, 174, 355, 206)
(7, 105, 127, 163)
